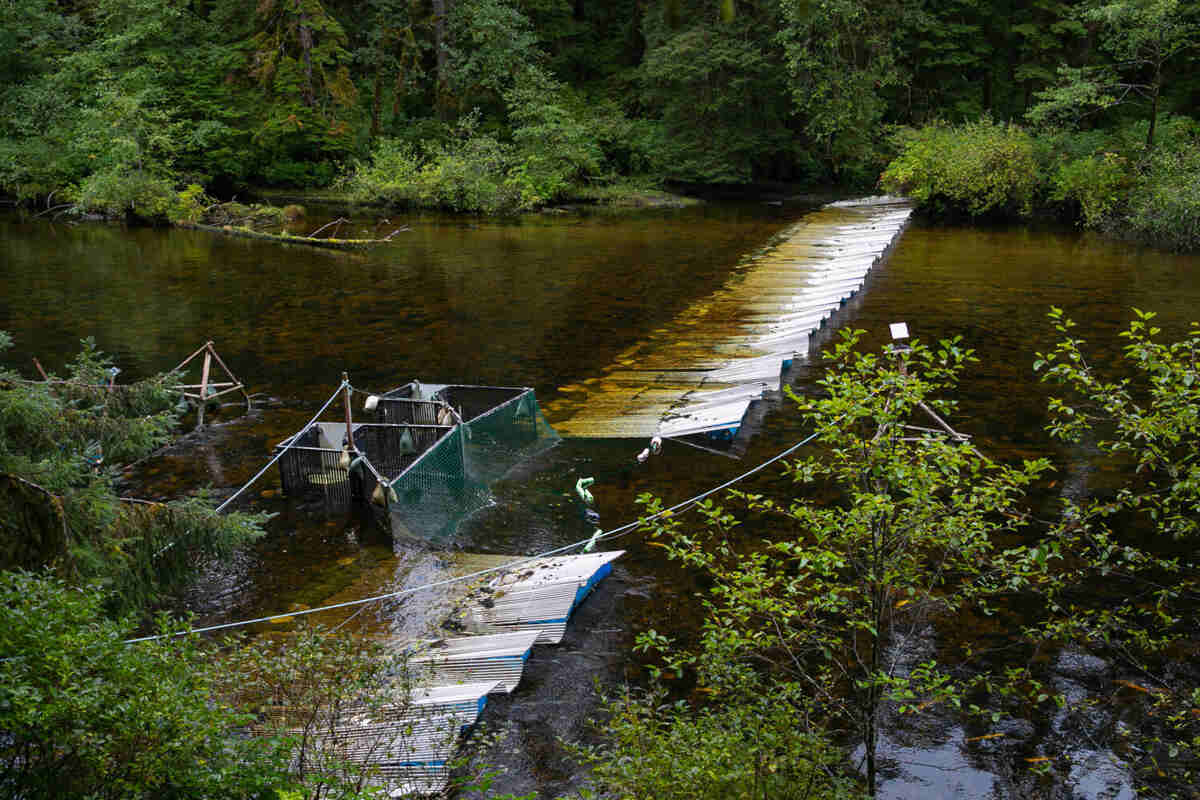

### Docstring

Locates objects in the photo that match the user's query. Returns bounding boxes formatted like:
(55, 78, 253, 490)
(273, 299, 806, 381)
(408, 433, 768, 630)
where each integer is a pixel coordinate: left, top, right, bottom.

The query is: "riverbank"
(880, 118, 1200, 253)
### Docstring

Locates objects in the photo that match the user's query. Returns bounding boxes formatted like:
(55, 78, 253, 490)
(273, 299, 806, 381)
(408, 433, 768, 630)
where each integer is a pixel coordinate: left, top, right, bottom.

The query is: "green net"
(383, 388, 559, 542)
(276, 386, 559, 542)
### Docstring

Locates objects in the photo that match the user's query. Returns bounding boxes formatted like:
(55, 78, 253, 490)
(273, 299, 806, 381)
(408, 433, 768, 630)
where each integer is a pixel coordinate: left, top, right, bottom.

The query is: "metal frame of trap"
(272, 379, 541, 528)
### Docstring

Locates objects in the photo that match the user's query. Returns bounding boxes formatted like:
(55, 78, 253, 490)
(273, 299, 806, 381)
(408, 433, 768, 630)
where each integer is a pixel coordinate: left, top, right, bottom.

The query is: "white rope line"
(123, 388, 875, 645)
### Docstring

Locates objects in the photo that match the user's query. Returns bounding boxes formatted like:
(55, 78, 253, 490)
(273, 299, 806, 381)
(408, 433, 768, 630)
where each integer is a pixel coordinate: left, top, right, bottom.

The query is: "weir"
(544, 197, 912, 441)
(241, 199, 911, 793)
(260, 379, 624, 796)
(257, 549, 626, 797)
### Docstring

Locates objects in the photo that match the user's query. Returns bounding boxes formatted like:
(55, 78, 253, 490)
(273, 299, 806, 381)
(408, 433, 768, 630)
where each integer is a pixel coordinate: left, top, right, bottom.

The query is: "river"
(2, 204, 1197, 798)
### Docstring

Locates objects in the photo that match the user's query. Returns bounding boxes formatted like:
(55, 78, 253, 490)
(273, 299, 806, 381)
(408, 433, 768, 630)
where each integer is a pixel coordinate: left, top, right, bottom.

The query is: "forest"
(1, 0, 1198, 245)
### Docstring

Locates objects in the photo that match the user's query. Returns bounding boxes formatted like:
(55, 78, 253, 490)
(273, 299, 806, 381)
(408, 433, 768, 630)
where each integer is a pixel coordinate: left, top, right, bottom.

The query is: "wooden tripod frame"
(172, 341, 251, 428)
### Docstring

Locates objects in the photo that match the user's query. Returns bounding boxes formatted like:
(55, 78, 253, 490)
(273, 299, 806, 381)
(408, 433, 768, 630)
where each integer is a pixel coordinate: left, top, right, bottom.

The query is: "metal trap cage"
(276, 381, 559, 540)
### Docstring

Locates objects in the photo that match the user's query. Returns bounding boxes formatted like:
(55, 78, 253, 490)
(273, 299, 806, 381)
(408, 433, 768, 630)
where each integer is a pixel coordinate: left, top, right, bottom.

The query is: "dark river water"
(2, 204, 1198, 798)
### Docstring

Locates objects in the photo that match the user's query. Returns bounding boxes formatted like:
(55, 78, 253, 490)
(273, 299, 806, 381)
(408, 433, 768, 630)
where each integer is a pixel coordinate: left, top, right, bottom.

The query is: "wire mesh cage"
(276, 384, 560, 541)
(276, 426, 356, 511)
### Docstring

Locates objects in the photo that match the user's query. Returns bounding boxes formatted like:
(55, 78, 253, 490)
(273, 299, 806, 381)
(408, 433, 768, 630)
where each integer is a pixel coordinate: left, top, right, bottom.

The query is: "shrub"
(503, 70, 603, 206)
(343, 137, 424, 206)
(72, 168, 206, 224)
(879, 119, 1043, 218)
(581, 682, 859, 800)
(346, 129, 521, 212)
(1127, 141, 1200, 252)
(1050, 152, 1133, 228)
(423, 133, 520, 212)
(0, 572, 287, 800)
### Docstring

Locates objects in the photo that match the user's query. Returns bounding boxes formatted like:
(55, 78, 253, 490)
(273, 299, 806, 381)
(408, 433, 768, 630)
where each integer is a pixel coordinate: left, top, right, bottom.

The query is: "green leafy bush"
(1126, 141, 1200, 251)
(880, 119, 1043, 218)
(581, 681, 858, 800)
(422, 133, 520, 212)
(1050, 152, 1133, 228)
(0, 571, 288, 800)
(346, 120, 522, 212)
(72, 168, 206, 224)
(504, 70, 603, 207)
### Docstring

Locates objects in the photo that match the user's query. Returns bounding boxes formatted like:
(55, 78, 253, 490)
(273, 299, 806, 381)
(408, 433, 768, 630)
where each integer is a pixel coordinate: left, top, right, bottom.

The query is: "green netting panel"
(462, 389, 559, 484)
(383, 389, 559, 542)
(385, 427, 486, 541)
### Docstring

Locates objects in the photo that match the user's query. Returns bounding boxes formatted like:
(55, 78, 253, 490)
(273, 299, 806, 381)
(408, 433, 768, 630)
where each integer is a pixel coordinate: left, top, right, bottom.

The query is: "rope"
(214, 381, 347, 514)
(123, 391, 870, 645)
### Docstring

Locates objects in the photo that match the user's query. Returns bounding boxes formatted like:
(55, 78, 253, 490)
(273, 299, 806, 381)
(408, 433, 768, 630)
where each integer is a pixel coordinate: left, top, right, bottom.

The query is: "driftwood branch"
(182, 223, 386, 251)
(34, 203, 74, 218)
(307, 217, 348, 238)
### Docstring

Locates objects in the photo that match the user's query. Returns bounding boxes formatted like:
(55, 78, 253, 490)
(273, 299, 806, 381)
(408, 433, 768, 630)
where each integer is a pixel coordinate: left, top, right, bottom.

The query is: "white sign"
(889, 322, 910, 340)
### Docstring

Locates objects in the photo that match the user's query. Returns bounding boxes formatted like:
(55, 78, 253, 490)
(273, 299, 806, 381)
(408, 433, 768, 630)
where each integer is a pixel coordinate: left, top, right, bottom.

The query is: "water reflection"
(3, 208, 1199, 798)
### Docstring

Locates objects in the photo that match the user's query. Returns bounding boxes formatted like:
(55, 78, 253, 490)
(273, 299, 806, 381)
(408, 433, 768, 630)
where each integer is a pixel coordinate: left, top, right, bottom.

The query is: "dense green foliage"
(0, 333, 266, 613)
(881, 114, 1200, 249)
(0, 571, 288, 799)
(1, 0, 1196, 225)
(592, 314, 1200, 797)
(1, 575, 515, 800)
(880, 119, 1042, 218)
(581, 679, 858, 800)
(877, 0, 1200, 248)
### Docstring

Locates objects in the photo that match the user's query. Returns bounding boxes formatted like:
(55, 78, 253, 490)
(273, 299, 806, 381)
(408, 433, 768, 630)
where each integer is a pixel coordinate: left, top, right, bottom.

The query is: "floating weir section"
(257, 199, 910, 793)
(545, 197, 912, 442)
(268, 380, 623, 795)
(259, 550, 626, 796)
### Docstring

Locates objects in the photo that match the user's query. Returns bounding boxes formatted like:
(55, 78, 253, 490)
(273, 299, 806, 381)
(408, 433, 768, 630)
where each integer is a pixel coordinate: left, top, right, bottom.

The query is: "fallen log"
(181, 222, 402, 250)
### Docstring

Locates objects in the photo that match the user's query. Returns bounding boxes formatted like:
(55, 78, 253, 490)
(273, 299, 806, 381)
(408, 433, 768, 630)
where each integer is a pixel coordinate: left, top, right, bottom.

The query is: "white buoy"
(636, 448, 650, 463)
(364, 394, 380, 411)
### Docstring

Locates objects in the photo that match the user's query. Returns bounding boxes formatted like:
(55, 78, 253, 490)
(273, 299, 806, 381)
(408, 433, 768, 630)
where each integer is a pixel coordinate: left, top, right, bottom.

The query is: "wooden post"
(203, 341, 252, 411)
(171, 341, 211, 374)
(32, 358, 49, 381)
(197, 350, 212, 429)
(342, 372, 356, 452)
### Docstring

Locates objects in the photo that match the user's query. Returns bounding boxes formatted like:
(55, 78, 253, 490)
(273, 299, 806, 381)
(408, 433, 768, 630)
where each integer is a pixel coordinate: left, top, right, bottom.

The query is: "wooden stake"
(202, 342, 252, 411)
(197, 351, 212, 429)
(342, 372, 356, 452)
(171, 341, 211, 374)
(32, 358, 49, 381)
(917, 400, 968, 442)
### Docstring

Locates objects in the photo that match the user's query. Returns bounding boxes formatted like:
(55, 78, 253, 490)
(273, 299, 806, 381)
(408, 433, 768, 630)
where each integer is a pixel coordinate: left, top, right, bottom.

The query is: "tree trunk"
(433, 0, 452, 117)
(1146, 60, 1161, 150)
(371, 68, 383, 138)
(297, 1, 315, 107)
